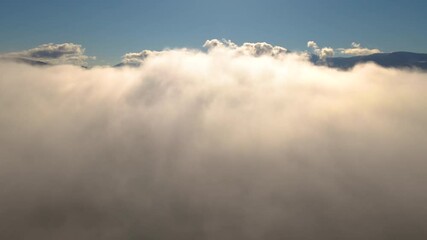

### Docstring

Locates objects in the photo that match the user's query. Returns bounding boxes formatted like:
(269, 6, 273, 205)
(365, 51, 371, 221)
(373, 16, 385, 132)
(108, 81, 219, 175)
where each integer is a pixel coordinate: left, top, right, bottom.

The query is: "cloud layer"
(1, 46, 427, 239)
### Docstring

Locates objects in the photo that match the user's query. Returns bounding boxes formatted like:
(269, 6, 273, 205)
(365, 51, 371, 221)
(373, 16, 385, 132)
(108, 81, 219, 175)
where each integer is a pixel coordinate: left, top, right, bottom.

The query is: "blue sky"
(1, 0, 427, 64)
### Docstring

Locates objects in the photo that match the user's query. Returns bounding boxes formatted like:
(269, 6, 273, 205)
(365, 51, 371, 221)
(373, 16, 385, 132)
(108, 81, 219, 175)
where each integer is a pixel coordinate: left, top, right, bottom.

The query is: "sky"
(1, 0, 427, 65)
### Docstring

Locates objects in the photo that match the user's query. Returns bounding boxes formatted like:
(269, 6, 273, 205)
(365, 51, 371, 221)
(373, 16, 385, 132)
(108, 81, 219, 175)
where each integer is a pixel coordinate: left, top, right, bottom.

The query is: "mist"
(1, 48, 427, 240)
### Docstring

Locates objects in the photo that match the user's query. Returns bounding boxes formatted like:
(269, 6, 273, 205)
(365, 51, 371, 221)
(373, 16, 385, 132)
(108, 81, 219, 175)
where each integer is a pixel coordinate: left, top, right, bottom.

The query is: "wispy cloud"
(338, 42, 382, 56)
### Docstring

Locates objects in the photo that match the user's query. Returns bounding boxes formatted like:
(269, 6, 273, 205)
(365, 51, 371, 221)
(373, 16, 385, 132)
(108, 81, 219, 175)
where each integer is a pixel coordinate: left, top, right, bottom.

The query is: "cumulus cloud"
(319, 47, 335, 58)
(307, 40, 335, 59)
(307, 40, 319, 49)
(121, 50, 161, 65)
(1, 45, 427, 240)
(119, 39, 287, 67)
(0, 43, 93, 66)
(203, 38, 238, 49)
(204, 39, 288, 57)
(339, 42, 382, 56)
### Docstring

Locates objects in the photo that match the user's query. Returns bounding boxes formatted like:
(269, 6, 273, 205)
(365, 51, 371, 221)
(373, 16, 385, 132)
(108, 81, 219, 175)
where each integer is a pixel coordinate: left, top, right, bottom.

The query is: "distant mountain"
(0, 56, 91, 68)
(319, 52, 427, 70)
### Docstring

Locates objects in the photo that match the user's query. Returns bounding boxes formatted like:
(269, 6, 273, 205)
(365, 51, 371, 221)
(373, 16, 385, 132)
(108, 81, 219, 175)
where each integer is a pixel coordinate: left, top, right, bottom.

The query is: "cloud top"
(118, 39, 288, 67)
(204, 39, 288, 57)
(0, 39, 400, 69)
(121, 50, 161, 65)
(307, 40, 335, 59)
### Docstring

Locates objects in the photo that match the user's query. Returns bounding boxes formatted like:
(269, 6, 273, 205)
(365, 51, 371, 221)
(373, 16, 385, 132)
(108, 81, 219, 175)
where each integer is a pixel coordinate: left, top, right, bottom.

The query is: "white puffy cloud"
(307, 40, 335, 59)
(307, 40, 319, 49)
(339, 42, 382, 56)
(240, 42, 288, 57)
(1, 44, 427, 239)
(203, 39, 235, 49)
(204, 39, 288, 57)
(320, 47, 335, 58)
(1, 43, 93, 66)
(121, 50, 161, 65)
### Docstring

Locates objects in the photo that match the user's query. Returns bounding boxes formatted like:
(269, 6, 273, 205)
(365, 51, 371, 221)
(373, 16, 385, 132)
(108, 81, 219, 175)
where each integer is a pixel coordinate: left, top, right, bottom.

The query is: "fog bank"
(1, 49, 427, 240)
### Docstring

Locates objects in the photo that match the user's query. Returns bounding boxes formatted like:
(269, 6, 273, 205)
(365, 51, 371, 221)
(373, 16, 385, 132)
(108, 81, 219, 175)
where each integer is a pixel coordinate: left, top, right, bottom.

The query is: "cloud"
(119, 39, 287, 67)
(204, 39, 288, 57)
(1, 44, 427, 239)
(339, 42, 382, 56)
(307, 40, 319, 49)
(307, 40, 335, 59)
(203, 39, 237, 49)
(1, 43, 93, 66)
(121, 50, 161, 65)
(308, 41, 381, 59)
(319, 47, 335, 58)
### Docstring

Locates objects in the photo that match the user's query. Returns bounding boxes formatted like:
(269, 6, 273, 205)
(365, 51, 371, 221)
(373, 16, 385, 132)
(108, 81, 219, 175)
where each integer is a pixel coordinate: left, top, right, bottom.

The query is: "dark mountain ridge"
(319, 52, 427, 70)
